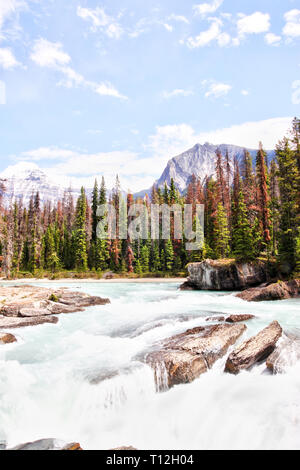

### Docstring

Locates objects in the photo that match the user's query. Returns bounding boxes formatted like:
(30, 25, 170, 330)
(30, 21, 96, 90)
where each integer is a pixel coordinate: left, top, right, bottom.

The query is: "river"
(0, 281, 300, 450)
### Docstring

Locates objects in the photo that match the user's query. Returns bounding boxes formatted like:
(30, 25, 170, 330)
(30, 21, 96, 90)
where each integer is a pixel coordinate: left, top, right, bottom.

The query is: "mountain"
(136, 142, 275, 197)
(0, 163, 82, 206)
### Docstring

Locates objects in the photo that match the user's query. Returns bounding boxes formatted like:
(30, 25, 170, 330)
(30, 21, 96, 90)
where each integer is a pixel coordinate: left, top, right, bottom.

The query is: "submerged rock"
(205, 314, 255, 323)
(10, 439, 83, 451)
(0, 333, 17, 344)
(237, 280, 300, 302)
(0, 315, 59, 329)
(266, 334, 300, 373)
(180, 259, 271, 291)
(0, 285, 110, 329)
(225, 321, 283, 374)
(147, 323, 247, 389)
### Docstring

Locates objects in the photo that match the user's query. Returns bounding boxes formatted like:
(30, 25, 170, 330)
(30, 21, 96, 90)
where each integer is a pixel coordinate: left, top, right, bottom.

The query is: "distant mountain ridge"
(136, 142, 275, 197)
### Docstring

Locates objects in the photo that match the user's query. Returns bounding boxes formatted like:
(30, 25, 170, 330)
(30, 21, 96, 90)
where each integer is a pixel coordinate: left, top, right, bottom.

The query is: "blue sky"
(0, 0, 299, 191)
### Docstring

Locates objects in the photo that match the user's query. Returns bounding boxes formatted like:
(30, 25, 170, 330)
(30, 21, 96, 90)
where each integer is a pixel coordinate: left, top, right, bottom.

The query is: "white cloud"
(237, 12, 270, 38)
(283, 9, 300, 38)
(30, 38, 128, 100)
(163, 23, 173, 32)
(265, 33, 281, 46)
(162, 89, 194, 99)
(30, 39, 71, 68)
(292, 80, 300, 105)
(186, 18, 230, 48)
(241, 90, 249, 96)
(0, 0, 25, 32)
(147, 118, 292, 168)
(203, 81, 232, 98)
(0, 47, 19, 69)
(19, 147, 77, 161)
(193, 0, 223, 17)
(168, 14, 189, 24)
(77, 6, 123, 39)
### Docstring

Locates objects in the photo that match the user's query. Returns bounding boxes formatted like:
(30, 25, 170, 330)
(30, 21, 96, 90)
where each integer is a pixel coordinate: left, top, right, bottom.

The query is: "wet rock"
(225, 314, 256, 323)
(147, 323, 247, 389)
(225, 321, 283, 374)
(180, 259, 271, 291)
(0, 332, 17, 344)
(237, 280, 300, 302)
(266, 335, 300, 373)
(205, 314, 255, 323)
(10, 439, 82, 451)
(19, 308, 53, 317)
(0, 441, 6, 451)
(0, 315, 59, 329)
(61, 442, 83, 451)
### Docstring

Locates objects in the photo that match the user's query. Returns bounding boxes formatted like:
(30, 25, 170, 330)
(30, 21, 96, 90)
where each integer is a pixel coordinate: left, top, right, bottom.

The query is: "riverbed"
(0, 281, 300, 450)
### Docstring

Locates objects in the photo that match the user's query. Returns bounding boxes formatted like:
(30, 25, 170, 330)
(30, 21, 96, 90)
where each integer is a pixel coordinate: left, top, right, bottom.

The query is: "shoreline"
(0, 278, 186, 284)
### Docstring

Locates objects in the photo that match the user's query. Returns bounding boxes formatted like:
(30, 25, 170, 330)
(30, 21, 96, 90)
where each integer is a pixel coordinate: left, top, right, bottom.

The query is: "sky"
(0, 0, 299, 192)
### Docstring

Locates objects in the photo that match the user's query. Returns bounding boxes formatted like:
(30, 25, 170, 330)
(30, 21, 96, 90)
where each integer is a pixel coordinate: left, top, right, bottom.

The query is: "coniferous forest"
(0, 117, 299, 280)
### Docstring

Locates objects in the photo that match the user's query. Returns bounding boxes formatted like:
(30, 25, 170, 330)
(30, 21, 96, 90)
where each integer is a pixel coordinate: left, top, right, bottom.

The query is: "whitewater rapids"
(0, 281, 300, 450)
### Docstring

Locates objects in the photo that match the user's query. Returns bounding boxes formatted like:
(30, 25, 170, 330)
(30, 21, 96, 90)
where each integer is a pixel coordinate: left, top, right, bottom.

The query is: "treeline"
(0, 118, 299, 278)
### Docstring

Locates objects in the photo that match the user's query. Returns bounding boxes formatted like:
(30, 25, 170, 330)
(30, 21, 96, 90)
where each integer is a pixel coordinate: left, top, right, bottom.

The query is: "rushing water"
(0, 280, 300, 450)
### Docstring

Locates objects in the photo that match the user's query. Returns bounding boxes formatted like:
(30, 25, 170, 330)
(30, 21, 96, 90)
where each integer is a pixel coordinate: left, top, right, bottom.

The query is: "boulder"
(0, 315, 59, 329)
(205, 315, 226, 322)
(0, 441, 6, 451)
(266, 334, 300, 373)
(237, 280, 300, 302)
(225, 321, 283, 374)
(0, 333, 17, 344)
(180, 259, 271, 291)
(61, 442, 83, 451)
(147, 323, 247, 389)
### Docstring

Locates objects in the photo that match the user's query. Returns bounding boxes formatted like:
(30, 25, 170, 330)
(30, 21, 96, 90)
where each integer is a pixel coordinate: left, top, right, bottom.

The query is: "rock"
(225, 321, 283, 374)
(147, 323, 247, 389)
(0, 286, 110, 326)
(237, 280, 300, 302)
(180, 259, 272, 291)
(0, 332, 17, 344)
(205, 314, 255, 323)
(206, 315, 226, 322)
(266, 335, 300, 373)
(0, 441, 6, 451)
(0, 315, 59, 329)
(61, 442, 83, 451)
(10, 439, 82, 451)
(226, 314, 256, 323)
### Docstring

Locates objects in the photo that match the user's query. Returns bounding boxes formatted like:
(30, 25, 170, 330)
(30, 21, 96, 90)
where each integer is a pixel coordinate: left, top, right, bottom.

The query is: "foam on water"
(0, 281, 300, 449)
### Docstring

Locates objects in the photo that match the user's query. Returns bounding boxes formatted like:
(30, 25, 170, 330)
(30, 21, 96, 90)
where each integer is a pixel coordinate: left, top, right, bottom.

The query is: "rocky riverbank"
(180, 259, 273, 291)
(236, 279, 300, 302)
(0, 285, 110, 333)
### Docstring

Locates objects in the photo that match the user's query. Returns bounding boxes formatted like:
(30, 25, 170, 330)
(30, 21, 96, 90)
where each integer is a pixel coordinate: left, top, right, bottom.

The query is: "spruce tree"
(74, 187, 88, 271)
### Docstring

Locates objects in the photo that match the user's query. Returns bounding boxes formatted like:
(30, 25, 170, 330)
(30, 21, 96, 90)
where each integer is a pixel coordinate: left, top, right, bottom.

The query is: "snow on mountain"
(137, 142, 275, 196)
(0, 163, 81, 206)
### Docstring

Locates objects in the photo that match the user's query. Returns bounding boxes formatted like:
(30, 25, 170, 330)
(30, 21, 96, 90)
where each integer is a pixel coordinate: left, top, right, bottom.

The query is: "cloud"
(162, 89, 194, 99)
(30, 38, 71, 67)
(147, 118, 292, 167)
(0, 0, 25, 33)
(186, 17, 230, 48)
(203, 80, 232, 98)
(0, 47, 19, 69)
(237, 12, 270, 38)
(30, 38, 128, 100)
(292, 80, 300, 105)
(77, 5, 123, 39)
(193, 0, 223, 17)
(265, 33, 281, 46)
(168, 14, 189, 24)
(283, 9, 300, 38)
(241, 90, 249, 96)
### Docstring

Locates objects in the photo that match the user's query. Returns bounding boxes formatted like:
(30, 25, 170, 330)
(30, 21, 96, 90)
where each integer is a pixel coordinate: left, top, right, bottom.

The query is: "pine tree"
(232, 191, 255, 260)
(74, 187, 88, 271)
(256, 142, 271, 247)
(214, 203, 230, 259)
(164, 240, 174, 271)
(140, 244, 150, 272)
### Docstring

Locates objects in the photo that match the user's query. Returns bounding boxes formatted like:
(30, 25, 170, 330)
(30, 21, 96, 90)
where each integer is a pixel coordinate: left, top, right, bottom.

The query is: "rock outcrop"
(237, 280, 300, 302)
(225, 321, 283, 374)
(180, 259, 271, 291)
(147, 323, 247, 389)
(0, 333, 17, 344)
(266, 334, 300, 373)
(0, 285, 110, 329)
